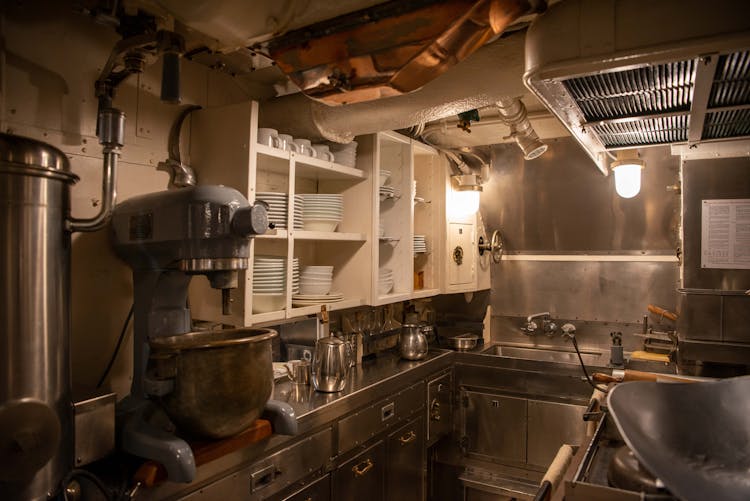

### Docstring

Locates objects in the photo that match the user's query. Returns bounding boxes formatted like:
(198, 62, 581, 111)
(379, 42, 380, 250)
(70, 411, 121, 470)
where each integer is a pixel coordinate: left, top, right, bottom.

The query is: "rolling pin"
(533, 444, 576, 501)
(647, 304, 678, 322)
(592, 370, 696, 384)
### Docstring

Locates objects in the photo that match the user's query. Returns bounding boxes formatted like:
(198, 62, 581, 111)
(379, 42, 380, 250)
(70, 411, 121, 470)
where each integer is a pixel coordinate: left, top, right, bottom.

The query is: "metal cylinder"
(0, 133, 79, 500)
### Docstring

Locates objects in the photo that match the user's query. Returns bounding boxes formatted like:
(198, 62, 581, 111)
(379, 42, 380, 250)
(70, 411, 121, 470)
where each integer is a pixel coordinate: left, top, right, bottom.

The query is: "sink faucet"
(522, 312, 555, 335)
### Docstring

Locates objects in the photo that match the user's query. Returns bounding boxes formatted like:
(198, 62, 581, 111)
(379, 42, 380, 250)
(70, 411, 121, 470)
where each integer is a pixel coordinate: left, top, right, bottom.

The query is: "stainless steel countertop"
(272, 349, 452, 430)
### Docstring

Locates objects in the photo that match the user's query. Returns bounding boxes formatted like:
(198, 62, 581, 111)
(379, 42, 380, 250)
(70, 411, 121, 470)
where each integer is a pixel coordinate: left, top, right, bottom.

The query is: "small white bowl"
(252, 293, 285, 313)
(299, 283, 331, 295)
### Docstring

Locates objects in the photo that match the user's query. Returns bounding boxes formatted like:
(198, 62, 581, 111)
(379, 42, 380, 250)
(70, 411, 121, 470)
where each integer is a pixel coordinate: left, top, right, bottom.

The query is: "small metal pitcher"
(312, 336, 350, 392)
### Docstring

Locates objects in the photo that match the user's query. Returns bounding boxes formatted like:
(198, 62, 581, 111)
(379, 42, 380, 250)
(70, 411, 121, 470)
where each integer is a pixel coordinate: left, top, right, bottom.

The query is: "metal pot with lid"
(1, 107, 122, 496)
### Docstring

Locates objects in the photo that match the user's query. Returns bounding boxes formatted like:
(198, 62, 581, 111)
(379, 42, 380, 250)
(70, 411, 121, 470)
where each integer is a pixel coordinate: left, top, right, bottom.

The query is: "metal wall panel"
(481, 138, 680, 253)
(527, 400, 586, 467)
(490, 260, 679, 324)
(681, 157, 750, 290)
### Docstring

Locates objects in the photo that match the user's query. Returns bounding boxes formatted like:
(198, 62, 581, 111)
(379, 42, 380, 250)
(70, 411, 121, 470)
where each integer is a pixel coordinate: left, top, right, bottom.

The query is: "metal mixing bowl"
(148, 327, 277, 439)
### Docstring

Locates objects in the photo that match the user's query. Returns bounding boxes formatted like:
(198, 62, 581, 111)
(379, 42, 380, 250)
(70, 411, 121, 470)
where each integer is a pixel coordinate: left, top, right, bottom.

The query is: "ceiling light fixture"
(611, 151, 645, 199)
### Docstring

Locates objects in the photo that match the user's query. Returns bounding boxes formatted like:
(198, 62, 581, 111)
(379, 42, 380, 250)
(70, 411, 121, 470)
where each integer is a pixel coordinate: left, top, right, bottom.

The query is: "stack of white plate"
(379, 169, 391, 187)
(252, 255, 286, 313)
(256, 192, 288, 229)
(378, 268, 394, 295)
(379, 185, 396, 200)
(414, 235, 427, 254)
(292, 291, 344, 306)
(301, 194, 343, 232)
(378, 222, 385, 238)
(293, 195, 304, 230)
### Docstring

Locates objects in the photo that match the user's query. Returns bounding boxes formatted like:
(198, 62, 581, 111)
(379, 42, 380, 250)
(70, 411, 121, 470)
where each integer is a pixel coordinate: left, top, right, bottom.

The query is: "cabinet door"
(386, 416, 425, 500)
(427, 372, 452, 445)
(279, 474, 330, 501)
(332, 440, 385, 501)
(447, 222, 475, 286)
(462, 391, 527, 463)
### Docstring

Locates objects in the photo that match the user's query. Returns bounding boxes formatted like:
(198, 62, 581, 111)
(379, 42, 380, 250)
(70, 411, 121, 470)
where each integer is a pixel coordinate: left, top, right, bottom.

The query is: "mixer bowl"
(149, 328, 277, 439)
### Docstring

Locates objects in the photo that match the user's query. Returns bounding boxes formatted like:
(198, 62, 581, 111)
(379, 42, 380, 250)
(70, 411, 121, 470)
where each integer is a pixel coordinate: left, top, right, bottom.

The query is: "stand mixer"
(111, 186, 275, 482)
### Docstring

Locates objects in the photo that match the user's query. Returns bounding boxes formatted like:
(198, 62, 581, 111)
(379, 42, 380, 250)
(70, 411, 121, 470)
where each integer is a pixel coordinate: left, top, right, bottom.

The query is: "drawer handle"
(399, 431, 417, 445)
(352, 458, 374, 477)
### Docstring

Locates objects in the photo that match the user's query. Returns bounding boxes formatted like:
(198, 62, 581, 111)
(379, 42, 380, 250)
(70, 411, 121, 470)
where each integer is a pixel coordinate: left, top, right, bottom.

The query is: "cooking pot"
(447, 333, 478, 351)
(148, 327, 277, 439)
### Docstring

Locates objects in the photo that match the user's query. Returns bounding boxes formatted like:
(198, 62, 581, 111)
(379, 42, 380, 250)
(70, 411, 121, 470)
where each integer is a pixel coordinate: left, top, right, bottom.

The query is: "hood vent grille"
(592, 116, 689, 148)
(563, 61, 695, 122)
(709, 51, 750, 107)
(524, 0, 750, 175)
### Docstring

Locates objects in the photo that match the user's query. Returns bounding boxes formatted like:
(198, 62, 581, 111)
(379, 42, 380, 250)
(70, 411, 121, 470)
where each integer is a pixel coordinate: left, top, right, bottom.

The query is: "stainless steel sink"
(481, 344, 603, 366)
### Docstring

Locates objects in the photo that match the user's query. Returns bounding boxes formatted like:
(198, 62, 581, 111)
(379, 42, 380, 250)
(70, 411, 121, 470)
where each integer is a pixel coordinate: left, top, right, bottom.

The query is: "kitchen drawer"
(182, 428, 332, 500)
(337, 381, 424, 454)
(271, 473, 330, 501)
(332, 440, 385, 501)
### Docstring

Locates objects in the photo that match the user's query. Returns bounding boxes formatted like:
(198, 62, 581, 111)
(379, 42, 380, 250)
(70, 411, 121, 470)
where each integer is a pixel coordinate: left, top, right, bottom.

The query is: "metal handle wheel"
(478, 230, 503, 263)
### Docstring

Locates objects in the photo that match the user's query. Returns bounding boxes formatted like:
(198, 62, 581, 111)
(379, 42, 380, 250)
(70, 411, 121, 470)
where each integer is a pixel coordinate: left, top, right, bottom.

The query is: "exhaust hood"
(524, 0, 750, 175)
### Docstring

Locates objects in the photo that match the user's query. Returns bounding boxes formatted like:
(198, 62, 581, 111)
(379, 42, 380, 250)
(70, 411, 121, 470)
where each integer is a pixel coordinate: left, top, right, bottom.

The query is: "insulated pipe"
(495, 97, 548, 160)
(259, 32, 528, 143)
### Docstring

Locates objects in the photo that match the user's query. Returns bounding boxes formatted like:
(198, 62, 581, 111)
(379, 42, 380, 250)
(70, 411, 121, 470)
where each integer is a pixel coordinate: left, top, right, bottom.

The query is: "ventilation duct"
(524, 0, 750, 175)
(260, 32, 530, 142)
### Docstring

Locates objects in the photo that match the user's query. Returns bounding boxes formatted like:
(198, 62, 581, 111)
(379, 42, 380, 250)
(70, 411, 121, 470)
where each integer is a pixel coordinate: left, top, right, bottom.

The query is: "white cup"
(258, 128, 279, 147)
(293, 138, 316, 157)
(278, 134, 299, 152)
(312, 144, 334, 162)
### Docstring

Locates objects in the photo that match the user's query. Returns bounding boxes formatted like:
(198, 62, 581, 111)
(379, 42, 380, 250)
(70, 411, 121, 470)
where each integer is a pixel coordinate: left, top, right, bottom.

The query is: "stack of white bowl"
(256, 192, 287, 229)
(299, 266, 333, 295)
(378, 268, 394, 295)
(293, 195, 304, 230)
(379, 169, 391, 187)
(252, 256, 299, 313)
(379, 185, 396, 200)
(414, 235, 427, 255)
(328, 141, 357, 167)
(301, 194, 343, 232)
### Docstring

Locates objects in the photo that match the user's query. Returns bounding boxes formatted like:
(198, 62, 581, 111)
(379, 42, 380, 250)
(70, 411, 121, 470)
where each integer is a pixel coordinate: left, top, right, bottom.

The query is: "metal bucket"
(148, 328, 277, 439)
(0, 134, 79, 500)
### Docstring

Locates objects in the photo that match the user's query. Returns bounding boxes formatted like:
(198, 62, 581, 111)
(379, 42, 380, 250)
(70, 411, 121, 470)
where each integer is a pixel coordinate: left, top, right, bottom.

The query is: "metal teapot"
(312, 335, 351, 392)
(400, 324, 428, 360)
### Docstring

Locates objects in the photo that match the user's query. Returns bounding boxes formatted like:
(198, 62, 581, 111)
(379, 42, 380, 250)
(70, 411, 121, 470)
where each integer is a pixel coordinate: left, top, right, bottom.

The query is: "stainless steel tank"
(0, 133, 79, 500)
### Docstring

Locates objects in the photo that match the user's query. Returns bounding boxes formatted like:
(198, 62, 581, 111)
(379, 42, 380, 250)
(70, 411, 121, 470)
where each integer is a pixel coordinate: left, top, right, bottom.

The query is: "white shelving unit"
(360, 131, 445, 306)
(188, 101, 371, 326)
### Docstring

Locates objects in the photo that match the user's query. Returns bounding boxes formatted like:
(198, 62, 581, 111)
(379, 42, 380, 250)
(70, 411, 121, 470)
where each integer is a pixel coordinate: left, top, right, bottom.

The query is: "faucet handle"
(544, 321, 558, 336)
(521, 321, 538, 335)
(561, 323, 577, 339)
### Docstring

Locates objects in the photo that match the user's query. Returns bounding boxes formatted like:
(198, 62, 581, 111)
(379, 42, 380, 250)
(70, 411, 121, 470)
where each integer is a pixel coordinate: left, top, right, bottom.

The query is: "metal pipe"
(495, 97, 548, 160)
(66, 148, 119, 232)
(67, 107, 123, 233)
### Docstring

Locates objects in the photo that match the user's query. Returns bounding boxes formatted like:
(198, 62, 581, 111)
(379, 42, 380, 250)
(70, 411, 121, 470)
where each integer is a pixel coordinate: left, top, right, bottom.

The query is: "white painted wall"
(1, 2, 259, 397)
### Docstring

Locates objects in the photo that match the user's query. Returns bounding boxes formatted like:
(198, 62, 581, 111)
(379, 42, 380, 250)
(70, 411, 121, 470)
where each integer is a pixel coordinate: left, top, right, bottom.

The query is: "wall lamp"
(611, 150, 644, 199)
(449, 173, 482, 217)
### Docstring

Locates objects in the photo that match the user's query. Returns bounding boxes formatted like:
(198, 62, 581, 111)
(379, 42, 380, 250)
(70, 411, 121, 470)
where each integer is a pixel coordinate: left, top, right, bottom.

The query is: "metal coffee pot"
(400, 324, 428, 360)
(312, 335, 351, 392)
